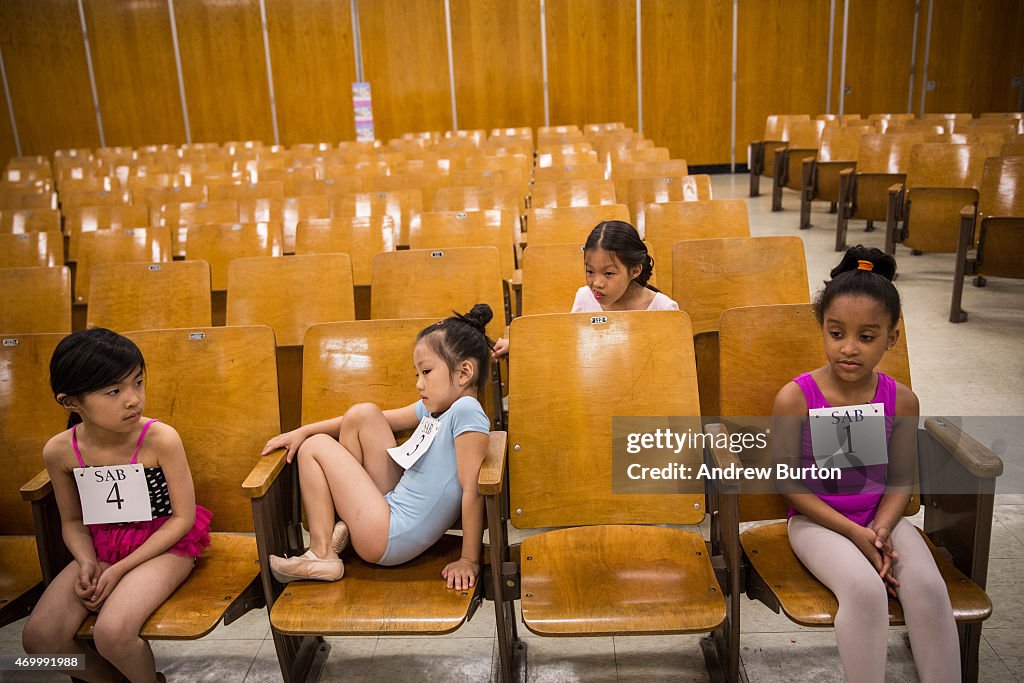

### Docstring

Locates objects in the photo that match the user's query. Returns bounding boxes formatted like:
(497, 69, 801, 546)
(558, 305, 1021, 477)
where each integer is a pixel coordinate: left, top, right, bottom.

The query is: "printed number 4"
(106, 482, 125, 509)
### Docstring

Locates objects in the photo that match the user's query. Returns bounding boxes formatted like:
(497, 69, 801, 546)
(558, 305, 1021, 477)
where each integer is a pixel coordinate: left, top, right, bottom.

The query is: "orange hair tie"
(857, 260, 874, 272)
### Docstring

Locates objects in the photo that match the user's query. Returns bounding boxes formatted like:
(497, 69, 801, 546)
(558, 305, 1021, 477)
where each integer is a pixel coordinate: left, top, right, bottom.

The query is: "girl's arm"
(262, 415, 345, 462)
(868, 383, 919, 547)
(87, 423, 197, 607)
(43, 436, 100, 571)
(442, 430, 489, 590)
(382, 402, 422, 433)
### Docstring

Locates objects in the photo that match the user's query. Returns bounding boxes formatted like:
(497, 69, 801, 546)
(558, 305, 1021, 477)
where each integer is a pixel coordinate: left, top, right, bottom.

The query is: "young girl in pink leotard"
(773, 246, 959, 683)
(23, 328, 211, 683)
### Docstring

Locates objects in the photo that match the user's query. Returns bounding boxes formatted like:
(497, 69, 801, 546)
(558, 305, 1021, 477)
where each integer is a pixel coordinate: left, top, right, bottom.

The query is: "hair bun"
(458, 303, 493, 332)
(831, 245, 897, 281)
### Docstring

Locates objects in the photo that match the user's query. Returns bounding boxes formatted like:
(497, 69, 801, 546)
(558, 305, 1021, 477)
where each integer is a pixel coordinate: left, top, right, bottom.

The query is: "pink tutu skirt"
(90, 505, 213, 564)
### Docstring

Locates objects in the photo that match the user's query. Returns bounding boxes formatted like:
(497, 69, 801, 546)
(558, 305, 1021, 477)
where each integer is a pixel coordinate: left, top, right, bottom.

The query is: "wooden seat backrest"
(672, 236, 809, 335)
(226, 253, 355, 347)
(142, 185, 207, 210)
(612, 159, 689, 200)
(371, 247, 506, 338)
(88, 260, 211, 331)
(301, 319, 433, 423)
(409, 210, 516, 281)
(718, 304, 912, 522)
(329, 189, 423, 248)
(787, 120, 828, 149)
(530, 179, 616, 209)
(525, 204, 631, 246)
(535, 150, 599, 169)
(184, 222, 283, 290)
(287, 176, 362, 198)
(906, 143, 987, 191)
(432, 184, 524, 213)
(59, 189, 131, 210)
(626, 175, 713, 234)
(74, 227, 172, 304)
(763, 114, 810, 140)
(0, 232, 63, 268)
(818, 126, 866, 162)
(125, 326, 279, 532)
(977, 156, 1024, 218)
(0, 209, 61, 234)
(0, 333, 67, 534)
(533, 163, 605, 183)
(521, 243, 585, 316)
(508, 311, 704, 528)
(279, 195, 331, 252)
(293, 215, 394, 287)
(646, 199, 751, 299)
(855, 134, 924, 174)
(207, 180, 285, 202)
(0, 266, 70, 334)
(464, 154, 532, 180)
(614, 147, 671, 164)
(64, 205, 149, 234)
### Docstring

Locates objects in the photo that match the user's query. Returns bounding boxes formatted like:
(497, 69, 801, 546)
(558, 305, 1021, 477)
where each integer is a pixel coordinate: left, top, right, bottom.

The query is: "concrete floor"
(1, 173, 1021, 681)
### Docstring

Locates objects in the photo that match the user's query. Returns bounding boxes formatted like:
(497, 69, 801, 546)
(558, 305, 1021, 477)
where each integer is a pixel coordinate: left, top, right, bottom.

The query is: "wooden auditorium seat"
(0, 231, 63, 268)
(72, 226, 172, 306)
(644, 198, 751, 299)
(329, 189, 423, 250)
(885, 143, 987, 255)
(709, 303, 999, 682)
(243, 318, 507, 682)
(0, 266, 70, 335)
(153, 199, 239, 258)
(771, 119, 830, 211)
(950, 156, 1024, 322)
(522, 203, 630, 247)
(798, 126, 868, 229)
(227, 253, 356, 431)
(519, 242, 584, 316)
(87, 260, 211, 332)
(432, 184, 525, 213)
(0, 208, 61, 234)
(611, 158, 689, 204)
(294, 215, 396, 289)
(530, 179, 616, 209)
(749, 114, 811, 196)
(671, 236, 808, 417)
(409, 210, 516, 283)
(626, 175, 713, 237)
(835, 133, 925, 251)
(499, 310, 740, 681)
(4, 333, 67, 627)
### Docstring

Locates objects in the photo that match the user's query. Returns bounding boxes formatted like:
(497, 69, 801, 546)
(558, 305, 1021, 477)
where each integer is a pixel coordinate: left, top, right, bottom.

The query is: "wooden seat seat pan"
(77, 533, 259, 639)
(0, 536, 42, 610)
(521, 525, 725, 636)
(270, 534, 476, 636)
(741, 521, 991, 626)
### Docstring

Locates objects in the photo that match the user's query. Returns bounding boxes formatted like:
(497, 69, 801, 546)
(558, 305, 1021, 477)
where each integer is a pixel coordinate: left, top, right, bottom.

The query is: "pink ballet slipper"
(269, 552, 344, 583)
(331, 519, 350, 554)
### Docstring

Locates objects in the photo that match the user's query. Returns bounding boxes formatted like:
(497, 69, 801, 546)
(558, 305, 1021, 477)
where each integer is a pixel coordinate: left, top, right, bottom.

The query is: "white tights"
(787, 515, 960, 683)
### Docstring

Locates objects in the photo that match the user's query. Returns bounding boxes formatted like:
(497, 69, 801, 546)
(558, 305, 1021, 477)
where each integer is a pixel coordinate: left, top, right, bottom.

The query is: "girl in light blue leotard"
(262, 304, 494, 591)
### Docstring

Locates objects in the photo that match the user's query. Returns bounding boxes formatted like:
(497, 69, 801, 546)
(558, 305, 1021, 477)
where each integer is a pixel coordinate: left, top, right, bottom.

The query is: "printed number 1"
(841, 424, 855, 455)
(106, 483, 125, 509)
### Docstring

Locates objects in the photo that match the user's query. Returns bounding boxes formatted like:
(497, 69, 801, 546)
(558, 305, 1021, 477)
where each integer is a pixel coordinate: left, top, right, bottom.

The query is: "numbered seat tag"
(386, 416, 440, 470)
(808, 402, 888, 469)
(74, 464, 153, 525)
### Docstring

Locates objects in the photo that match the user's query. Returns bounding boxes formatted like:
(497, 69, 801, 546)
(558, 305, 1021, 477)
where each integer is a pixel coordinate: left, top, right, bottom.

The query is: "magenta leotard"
(72, 419, 212, 563)
(786, 372, 896, 527)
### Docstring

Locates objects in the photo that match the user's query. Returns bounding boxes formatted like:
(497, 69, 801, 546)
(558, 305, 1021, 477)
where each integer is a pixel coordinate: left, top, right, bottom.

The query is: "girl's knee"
(22, 617, 66, 654)
(342, 402, 384, 426)
(298, 432, 336, 459)
(840, 571, 888, 610)
(92, 617, 137, 660)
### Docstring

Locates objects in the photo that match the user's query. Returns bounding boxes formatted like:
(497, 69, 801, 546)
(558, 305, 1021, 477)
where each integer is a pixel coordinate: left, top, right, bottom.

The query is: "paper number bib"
(387, 416, 440, 469)
(74, 464, 153, 525)
(808, 402, 888, 469)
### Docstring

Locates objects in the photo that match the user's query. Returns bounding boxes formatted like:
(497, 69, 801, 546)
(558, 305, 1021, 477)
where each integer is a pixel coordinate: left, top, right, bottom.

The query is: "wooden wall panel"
(0, 80, 17, 171)
(450, 0, 544, 131)
(0, 0, 99, 156)
(83, 0, 185, 148)
(546, 0, 637, 129)
(265, 0, 357, 145)
(173, 0, 273, 144)
(736, 0, 833, 164)
(922, 0, 1024, 114)
(642, 0, 731, 165)
(358, 0, 452, 141)
(833, 0, 917, 116)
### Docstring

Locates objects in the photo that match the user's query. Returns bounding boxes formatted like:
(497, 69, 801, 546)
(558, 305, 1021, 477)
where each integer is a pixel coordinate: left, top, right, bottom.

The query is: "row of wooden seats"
(2, 304, 1001, 681)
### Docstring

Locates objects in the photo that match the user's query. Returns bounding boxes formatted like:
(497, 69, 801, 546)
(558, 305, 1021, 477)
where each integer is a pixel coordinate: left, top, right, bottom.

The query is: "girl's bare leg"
(22, 561, 122, 683)
(337, 403, 404, 493)
(92, 553, 194, 683)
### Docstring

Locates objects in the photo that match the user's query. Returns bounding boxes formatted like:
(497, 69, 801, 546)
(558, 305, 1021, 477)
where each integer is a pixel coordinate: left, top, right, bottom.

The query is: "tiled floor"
(2, 173, 1021, 681)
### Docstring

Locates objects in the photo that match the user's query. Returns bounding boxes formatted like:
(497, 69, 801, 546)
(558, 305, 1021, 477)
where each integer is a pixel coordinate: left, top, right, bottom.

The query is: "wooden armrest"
(241, 449, 288, 499)
(510, 269, 522, 289)
(20, 468, 52, 501)
(478, 431, 507, 495)
(703, 423, 743, 470)
(888, 182, 903, 195)
(924, 418, 1003, 479)
(959, 204, 977, 220)
(838, 167, 854, 177)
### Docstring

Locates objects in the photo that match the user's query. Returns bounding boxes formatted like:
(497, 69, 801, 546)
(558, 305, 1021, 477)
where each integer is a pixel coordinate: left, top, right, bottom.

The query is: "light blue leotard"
(378, 395, 490, 566)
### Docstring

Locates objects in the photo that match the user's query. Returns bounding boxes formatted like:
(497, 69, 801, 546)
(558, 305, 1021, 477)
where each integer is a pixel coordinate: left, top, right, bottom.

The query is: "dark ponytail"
(416, 304, 494, 397)
(814, 246, 901, 327)
(584, 220, 659, 292)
